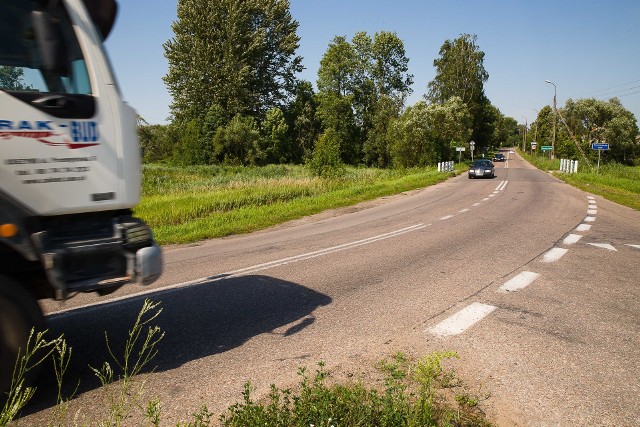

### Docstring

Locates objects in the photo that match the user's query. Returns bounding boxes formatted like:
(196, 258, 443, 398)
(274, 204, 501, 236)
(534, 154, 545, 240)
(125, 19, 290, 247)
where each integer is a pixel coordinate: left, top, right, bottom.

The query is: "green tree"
(173, 120, 206, 165)
(530, 106, 554, 150)
(316, 36, 360, 163)
(316, 91, 359, 164)
(199, 103, 228, 164)
(389, 98, 472, 167)
(212, 115, 261, 165)
(137, 117, 179, 163)
(389, 102, 433, 168)
(363, 96, 399, 167)
(0, 66, 32, 91)
(559, 98, 639, 164)
(317, 32, 412, 165)
(309, 128, 344, 178)
(371, 32, 413, 104)
(163, 0, 302, 126)
(286, 81, 319, 163)
(261, 108, 290, 164)
(426, 96, 473, 161)
(317, 36, 358, 96)
(493, 114, 521, 149)
(427, 34, 491, 151)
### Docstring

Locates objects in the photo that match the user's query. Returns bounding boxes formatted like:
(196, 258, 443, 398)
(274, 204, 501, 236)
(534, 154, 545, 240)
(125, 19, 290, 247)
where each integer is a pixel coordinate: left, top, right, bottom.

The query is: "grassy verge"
(3, 301, 492, 426)
(137, 164, 462, 245)
(519, 150, 640, 211)
(517, 150, 560, 172)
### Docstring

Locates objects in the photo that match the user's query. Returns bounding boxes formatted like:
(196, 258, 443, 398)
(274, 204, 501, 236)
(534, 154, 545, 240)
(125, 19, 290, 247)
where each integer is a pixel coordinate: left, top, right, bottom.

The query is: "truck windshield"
(0, 0, 91, 95)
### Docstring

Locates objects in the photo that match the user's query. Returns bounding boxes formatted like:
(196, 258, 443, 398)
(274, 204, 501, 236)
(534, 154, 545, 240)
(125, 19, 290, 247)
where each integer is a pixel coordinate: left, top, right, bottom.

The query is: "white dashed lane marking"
(426, 192, 601, 340)
(498, 271, 540, 293)
(542, 247, 569, 263)
(563, 234, 583, 245)
(427, 302, 497, 337)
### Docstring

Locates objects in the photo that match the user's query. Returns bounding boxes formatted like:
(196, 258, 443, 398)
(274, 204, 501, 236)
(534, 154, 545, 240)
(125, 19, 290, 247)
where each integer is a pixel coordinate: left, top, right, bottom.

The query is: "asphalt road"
(27, 151, 640, 426)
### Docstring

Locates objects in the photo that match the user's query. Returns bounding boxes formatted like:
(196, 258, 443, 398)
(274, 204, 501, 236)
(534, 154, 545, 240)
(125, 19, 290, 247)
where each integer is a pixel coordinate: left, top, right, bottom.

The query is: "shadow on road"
(27, 274, 331, 412)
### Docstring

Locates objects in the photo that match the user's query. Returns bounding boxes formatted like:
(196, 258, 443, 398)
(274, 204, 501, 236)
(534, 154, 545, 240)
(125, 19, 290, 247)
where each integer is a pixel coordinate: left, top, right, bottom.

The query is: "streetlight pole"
(545, 80, 557, 159)
(521, 116, 527, 152)
(531, 109, 539, 156)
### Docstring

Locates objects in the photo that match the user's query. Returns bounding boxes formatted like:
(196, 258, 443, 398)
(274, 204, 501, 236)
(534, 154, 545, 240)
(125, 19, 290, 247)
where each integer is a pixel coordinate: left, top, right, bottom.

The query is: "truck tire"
(0, 275, 45, 394)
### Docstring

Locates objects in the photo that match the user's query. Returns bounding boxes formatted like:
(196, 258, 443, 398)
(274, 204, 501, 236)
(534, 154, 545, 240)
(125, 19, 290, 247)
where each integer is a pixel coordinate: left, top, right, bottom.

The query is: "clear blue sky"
(105, 0, 640, 128)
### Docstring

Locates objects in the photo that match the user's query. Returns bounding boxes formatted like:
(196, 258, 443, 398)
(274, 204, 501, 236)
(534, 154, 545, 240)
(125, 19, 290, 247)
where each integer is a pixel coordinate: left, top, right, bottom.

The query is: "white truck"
(0, 0, 162, 390)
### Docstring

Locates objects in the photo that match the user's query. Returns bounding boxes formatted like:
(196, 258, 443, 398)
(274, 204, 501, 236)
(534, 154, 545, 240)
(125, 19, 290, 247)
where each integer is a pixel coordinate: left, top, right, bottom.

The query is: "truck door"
(0, 0, 120, 216)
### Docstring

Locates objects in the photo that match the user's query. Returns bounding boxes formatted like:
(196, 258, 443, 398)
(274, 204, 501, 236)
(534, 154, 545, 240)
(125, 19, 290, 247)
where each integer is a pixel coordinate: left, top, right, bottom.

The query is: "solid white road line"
(575, 224, 592, 232)
(563, 234, 583, 245)
(427, 302, 497, 337)
(498, 271, 540, 293)
(542, 247, 569, 263)
(495, 181, 508, 191)
(48, 223, 427, 317)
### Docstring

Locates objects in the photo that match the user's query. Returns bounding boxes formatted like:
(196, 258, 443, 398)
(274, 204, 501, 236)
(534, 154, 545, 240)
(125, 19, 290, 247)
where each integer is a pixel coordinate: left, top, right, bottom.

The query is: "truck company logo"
(0, 120, 100, 149)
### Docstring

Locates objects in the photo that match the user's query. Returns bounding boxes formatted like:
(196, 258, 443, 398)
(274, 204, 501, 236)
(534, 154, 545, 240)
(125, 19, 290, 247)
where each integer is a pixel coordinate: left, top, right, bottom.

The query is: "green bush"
(309, 128, 345, 178)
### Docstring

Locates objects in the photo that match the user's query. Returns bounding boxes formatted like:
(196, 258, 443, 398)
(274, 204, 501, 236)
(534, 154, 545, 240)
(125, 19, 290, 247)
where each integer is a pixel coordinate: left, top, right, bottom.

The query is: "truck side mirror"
(31, 10, 69, 76)
(82, 0, 118, 40)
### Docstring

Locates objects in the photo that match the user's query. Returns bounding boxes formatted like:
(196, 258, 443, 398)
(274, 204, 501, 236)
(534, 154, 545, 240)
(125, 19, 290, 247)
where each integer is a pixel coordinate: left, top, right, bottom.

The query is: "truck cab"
(0, 0, 162, 392)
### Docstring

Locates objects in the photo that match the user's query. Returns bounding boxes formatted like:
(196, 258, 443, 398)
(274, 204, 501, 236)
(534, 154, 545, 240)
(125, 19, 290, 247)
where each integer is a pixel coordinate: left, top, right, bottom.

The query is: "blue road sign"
(592, 143, 609, 150)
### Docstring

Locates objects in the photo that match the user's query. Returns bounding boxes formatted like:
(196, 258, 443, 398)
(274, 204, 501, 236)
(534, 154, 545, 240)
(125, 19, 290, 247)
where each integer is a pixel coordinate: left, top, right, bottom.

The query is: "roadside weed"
(4, 303, 492, 426)
(0, 330, 63, 426)
(89, 299, 165, 426)
(220, 354, 492, 427)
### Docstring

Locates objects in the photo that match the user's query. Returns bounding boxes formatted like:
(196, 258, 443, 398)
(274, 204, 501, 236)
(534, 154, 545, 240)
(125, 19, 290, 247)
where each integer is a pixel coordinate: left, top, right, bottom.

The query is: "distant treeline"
(139, 0, 639, 173)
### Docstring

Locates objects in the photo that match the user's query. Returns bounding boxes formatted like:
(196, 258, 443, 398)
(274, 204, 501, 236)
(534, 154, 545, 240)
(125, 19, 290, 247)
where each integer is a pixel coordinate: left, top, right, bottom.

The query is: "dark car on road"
(468, 159, 495, 179)
(493, 153, 506, 162)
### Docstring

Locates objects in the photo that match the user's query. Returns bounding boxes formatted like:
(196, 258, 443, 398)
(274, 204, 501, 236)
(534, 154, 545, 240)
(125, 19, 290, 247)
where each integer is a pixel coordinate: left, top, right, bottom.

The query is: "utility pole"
(521, 116, 527, 152)
(545, 80, 557, 159)
(532, 109, 539, 156)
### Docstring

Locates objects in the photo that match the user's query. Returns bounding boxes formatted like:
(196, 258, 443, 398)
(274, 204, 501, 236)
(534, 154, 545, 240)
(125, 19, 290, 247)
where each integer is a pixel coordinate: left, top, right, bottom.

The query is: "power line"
(593, 85, 640, 98)
(581, 79, 640, 96)
(615, 89, 640, 98)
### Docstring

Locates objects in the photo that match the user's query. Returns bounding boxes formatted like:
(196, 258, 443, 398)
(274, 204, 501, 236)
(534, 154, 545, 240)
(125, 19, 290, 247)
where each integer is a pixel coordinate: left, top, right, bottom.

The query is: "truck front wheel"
(0, 275, 45, 394)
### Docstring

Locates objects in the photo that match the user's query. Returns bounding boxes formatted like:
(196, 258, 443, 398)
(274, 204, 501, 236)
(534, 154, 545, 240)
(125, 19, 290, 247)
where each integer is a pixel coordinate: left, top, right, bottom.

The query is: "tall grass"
(136, 164, 459, 245)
